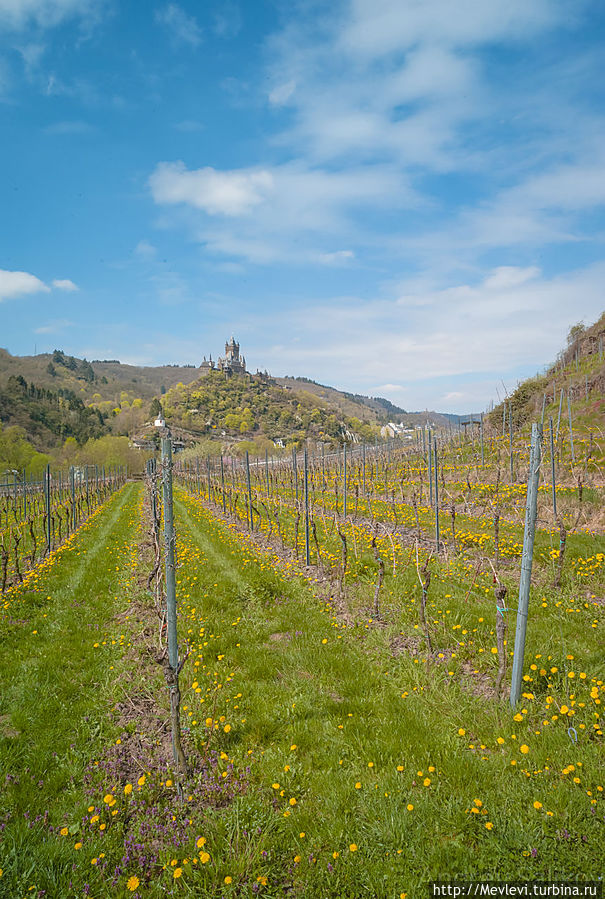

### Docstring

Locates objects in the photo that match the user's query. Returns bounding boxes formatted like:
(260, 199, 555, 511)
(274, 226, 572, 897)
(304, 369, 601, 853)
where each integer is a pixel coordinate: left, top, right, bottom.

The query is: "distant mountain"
(276, 376, 406, 422)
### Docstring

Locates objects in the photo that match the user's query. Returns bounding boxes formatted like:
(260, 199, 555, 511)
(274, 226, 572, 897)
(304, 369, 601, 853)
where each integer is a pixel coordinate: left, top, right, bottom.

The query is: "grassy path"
(0, 483, 141, 897)
(166, 489, 603, 897)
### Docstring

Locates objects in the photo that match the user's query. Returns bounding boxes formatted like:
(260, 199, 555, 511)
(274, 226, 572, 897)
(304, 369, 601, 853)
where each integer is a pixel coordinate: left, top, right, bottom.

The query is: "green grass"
(1, 475, 603, 898)
(0, 483, 141, 897)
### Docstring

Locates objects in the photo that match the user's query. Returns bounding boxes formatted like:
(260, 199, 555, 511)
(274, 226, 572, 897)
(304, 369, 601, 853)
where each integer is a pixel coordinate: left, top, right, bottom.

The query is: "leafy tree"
(78, 359, 95, 382)
(567, 322, 585, 346)
(0, 425, 50, 475)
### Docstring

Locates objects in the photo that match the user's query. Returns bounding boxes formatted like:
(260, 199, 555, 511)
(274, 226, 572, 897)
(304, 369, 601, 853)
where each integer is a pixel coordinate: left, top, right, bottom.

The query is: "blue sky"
(1, 0, 604, 413)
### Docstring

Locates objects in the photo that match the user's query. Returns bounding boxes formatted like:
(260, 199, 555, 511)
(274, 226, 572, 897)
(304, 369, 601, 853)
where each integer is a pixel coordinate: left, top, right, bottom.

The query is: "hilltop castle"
(200, 336, 247, 377)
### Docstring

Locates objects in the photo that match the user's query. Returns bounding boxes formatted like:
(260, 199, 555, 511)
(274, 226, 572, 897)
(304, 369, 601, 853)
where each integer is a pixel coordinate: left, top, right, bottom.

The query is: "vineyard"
(0, 416, 603, 897)
(0, 465, 127, 592)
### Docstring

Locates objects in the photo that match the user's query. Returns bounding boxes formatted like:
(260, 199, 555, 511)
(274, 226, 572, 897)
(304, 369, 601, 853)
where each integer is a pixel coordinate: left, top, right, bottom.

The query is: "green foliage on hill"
(0, 425, 50, 477)
(162, 371, 381, 445)
(0, 375, 108, 452)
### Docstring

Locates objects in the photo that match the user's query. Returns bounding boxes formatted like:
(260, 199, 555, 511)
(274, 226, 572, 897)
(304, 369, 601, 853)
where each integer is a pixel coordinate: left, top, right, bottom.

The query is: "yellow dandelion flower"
(199, 852, 210, 864)
(127, 875, 140, 891)
(349, 844, 358, 852)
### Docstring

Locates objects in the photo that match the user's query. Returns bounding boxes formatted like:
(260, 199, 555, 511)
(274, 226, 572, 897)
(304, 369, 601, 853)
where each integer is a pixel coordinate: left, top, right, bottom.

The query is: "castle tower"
(217, 336, 246, 376)
(225, 336, 240, 362)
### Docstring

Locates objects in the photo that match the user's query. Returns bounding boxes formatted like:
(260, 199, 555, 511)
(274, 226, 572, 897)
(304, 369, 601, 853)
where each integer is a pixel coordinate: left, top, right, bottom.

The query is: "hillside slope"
(488, 311, 605, 432)
(0, 374, 107, 451)
(0, 348, 199, 407)
(159, 370, 386, 446)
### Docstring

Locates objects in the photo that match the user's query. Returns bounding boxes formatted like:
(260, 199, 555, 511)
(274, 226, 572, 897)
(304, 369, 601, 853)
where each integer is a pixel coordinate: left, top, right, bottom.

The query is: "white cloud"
(150, 162, 273, 216)
(318, 250, 355, 265)
(149, 159, 417, 261)
(155, 3, 202, 48)
(373, 383, 408, 393)
(483, 266, 540, 290)
(34, 318, 73, 333)
(340, 0, 564, 57)
(151, 271, 190, 306)
(0, 0, 100, 30)
(0, 268, 50, 302)
(213, 1, 242, 39)
(147, 1, 603, 273)
(242, 262, 605, 409)
(134, 240, 156, 259)
(52, 278, 78, 290)
(44, 120, 94, 134)
(268, 79, 296, 106)
(17, 41, 45, 73)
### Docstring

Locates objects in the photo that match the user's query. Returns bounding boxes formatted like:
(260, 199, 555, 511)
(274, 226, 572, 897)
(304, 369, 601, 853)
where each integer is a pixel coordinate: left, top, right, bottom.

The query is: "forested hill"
(159, 370, 383, 445)
(0, 375, 107, 451)
(0, 348, 199, 406)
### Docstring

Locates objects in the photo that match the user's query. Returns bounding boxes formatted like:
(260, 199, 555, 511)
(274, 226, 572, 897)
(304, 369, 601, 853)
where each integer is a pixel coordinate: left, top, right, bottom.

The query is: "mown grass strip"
(0, 483, 141, 897)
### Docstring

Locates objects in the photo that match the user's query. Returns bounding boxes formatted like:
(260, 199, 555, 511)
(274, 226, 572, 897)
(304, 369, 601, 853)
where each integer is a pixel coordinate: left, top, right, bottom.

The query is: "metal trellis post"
(510, 423, 542, 708)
